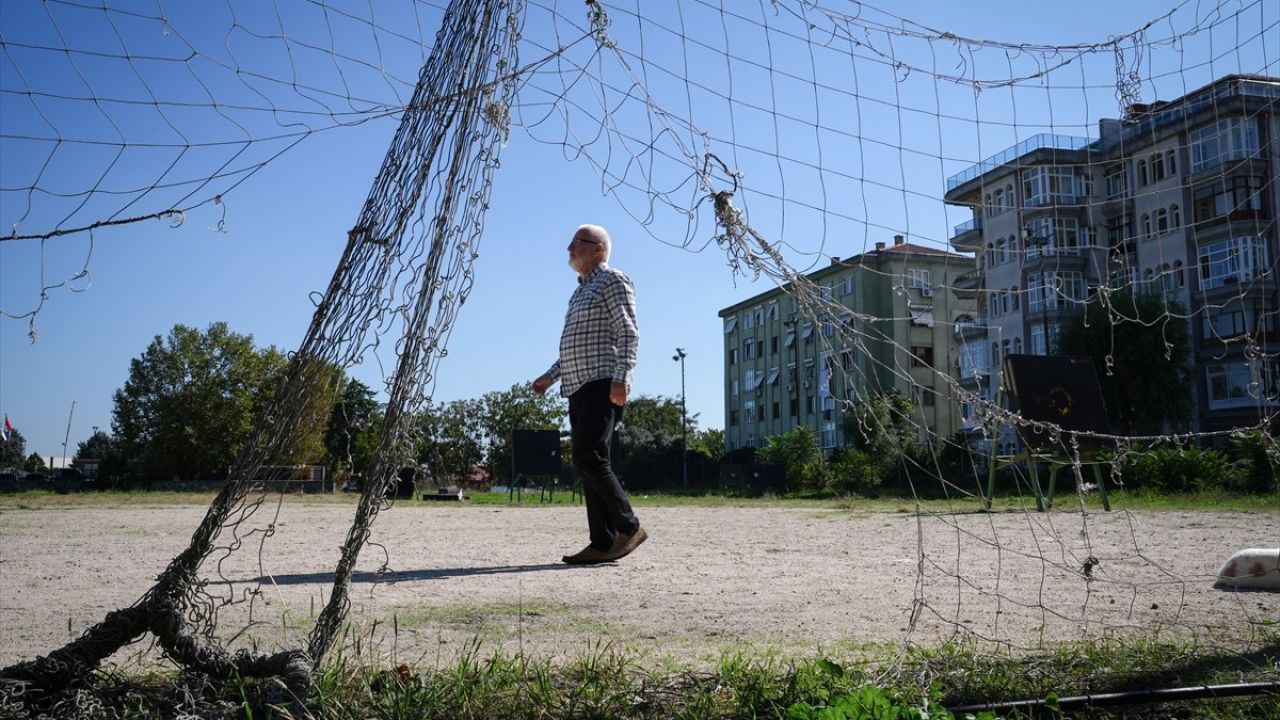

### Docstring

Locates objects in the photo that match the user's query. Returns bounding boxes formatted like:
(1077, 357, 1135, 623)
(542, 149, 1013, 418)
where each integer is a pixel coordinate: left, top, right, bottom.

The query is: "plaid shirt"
(545, 263, 639, 397)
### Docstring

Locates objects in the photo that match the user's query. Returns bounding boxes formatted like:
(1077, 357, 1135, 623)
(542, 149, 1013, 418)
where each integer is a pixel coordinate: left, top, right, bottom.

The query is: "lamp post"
(672, 348, 688, 490)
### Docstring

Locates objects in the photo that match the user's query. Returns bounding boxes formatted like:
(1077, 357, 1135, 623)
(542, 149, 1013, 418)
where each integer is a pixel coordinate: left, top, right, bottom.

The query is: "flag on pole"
(1, 415, 12, 442)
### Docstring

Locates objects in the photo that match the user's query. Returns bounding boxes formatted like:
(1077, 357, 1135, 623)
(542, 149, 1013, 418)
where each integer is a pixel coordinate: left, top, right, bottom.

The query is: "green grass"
(20, 631, 1279, 719)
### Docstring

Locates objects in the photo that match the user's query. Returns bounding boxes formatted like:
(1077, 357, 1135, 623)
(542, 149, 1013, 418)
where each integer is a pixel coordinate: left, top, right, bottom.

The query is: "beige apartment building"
(944, 74, 1279, 442)
(719, 236, 975, 453)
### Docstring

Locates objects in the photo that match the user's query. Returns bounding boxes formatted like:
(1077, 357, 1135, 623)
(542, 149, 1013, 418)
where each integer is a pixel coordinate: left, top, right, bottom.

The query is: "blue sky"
(2, 0, 1275, 463)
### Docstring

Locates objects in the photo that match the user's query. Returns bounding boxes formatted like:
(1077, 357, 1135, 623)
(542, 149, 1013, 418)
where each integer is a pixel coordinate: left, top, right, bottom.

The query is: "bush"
(825, 447, 888, 496)
(1114, 444, 1243, 493)
(1226, 430, 1279, 494)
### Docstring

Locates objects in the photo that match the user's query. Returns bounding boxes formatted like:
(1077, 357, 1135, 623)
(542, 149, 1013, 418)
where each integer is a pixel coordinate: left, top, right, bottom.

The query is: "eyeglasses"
(570, 237, 600, 246)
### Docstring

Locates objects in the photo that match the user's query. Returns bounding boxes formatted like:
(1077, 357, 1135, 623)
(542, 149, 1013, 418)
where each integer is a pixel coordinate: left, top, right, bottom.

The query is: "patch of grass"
(15, 631, 1277, 719)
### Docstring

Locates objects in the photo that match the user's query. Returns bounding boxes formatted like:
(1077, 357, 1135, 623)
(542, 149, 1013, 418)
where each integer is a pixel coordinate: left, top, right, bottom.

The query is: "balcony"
(950, 269, 982, 299)
(946, 133, 1091, 192)
(954, 316, 990, 341)
(951, 216, 983, 250)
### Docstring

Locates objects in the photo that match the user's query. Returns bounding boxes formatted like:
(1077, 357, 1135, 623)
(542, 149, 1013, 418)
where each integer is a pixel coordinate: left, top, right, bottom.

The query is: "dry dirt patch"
(2, 499, 1276, 669)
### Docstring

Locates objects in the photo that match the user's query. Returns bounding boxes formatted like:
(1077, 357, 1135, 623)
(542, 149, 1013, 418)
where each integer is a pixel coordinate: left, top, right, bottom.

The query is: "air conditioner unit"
(803, 380, 813, 388)
(921, 287, 934, 297)
(786, 383, 796, 392)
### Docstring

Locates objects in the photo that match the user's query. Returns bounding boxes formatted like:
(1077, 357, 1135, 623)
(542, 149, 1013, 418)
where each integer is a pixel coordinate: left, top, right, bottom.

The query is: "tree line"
(0, 322, 722, 488)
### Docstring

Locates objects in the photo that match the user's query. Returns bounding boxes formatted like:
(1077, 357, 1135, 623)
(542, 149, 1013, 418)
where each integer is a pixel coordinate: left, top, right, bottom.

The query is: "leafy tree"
(415, 399, 484, 485)
(1054, 288, 1192, 435)
(757, 425, 825, 492)
(0, 428, 25, 468)
(24, 452, 48, 473)
(843, 388, 917, 458)
(111, 322, 288, 482)
(615, 394, 699, 490)
(477, 383, 566, 481)
(324, 378, 381, 480)
(276, 356, 342, 465)
(75, 430, 114, 461)
(691, 427, 724, 461)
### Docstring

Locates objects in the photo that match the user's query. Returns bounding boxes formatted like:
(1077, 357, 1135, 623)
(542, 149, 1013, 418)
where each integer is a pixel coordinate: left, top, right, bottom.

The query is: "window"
(1106, 214, 1134, 248)
(842, 350, 855, 371)
(1206, 361, 1278, 409)
(770, 335, 779, 354)
(803, 359, 815, 379)
(723, 316, 737, 334)
(743, 400, 757, 424)
(1140, 213, 1152, 238)
(841, 275, 853, 295)
(768, 367, 780, 386)
(820, 421, 837, 449)
(1190, 117, 1261, 172)
(1137, 159, 1148, 187)
(1005, 184, 1015, 208)
(1154, 208, 1169, 235)
(1198, 236, 1268, 289)
(802, 323, 814, 344)
(729, 348, 738, 365)
(772, 402, 780, 420)
(1193, 176, 1263, 223)
(729, 410, 739, 427)
(743, 310, 754, 329)
(1166, 149, 1178, 177)
(959, 342, 987, 378)
(993, 188, 1004, 213)
(1027, 271, 1085, 312)
(731, 379, 739, 396)
(745, 369, 762, 390)
(984, 193, 993, 215)
(907, 268, 931, 290)
(994, 237, 1006, 265)
(1151, 152, 1166, 182)
(1170, 204, 1181, 232)
(767, 302, 779, 321)
(784, 330, 795, 348)
(789, 398, 798, 417)
(1030, 324, 1047, 355)
(744, 338, 755, 360)
(1024, 217, 1081, 256)
(753, 307, 764, 326)
(1204, 308, 1246, 338)
(1023, 166, 1082, 207)
(805, 395, 814, 414)
(1173, 260, 1185, 288)
(911, 346, 934, 367)
(1105, 165, 1128, 199)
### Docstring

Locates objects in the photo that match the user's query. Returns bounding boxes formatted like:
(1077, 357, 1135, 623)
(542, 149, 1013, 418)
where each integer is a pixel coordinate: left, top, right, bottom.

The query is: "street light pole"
(672, 348, 688, 490)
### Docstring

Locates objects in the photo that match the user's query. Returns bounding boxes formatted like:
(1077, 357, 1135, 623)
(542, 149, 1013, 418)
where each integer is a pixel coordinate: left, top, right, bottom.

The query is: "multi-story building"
(719, 235, 975, 453)
(944, 74, 1279, 440)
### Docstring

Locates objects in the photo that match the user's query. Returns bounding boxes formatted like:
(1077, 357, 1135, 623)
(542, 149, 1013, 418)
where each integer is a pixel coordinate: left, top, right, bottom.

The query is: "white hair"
(577, 224, 612, 262)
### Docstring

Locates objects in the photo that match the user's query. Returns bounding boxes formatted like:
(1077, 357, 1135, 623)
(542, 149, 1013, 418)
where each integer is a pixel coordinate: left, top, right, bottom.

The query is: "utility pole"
(672, 348, 688, 490)
(61, 400, 76, 470)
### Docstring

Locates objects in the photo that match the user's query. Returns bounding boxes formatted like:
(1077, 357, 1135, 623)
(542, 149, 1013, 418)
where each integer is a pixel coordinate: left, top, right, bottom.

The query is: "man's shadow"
(254, 562, 589, 586)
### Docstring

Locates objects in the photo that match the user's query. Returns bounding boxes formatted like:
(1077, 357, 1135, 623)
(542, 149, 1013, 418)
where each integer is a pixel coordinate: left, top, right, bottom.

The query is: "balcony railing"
(946, 133, 1091, 191)
(952, 216, 983, 238)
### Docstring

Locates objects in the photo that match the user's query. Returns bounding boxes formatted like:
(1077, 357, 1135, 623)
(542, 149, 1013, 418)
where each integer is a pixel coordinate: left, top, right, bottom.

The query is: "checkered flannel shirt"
(545, 263, 639, 397)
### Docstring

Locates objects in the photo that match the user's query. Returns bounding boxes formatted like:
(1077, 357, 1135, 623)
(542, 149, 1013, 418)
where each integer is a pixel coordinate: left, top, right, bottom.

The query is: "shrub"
(825, 447, 888, 496)
(1114, 444, 1243, 493)
(1226, 430, 1279, 494)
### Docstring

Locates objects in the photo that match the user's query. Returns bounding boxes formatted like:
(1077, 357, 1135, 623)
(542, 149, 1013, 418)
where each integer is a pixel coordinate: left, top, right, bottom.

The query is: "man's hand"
(609, 381, 628, 406)
(532, 375, 554, 396)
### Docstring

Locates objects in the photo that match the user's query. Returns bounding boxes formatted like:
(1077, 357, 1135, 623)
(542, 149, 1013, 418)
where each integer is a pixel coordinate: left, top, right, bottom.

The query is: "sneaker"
(562, 545, 614, 565)
(605, 526, 648, 561)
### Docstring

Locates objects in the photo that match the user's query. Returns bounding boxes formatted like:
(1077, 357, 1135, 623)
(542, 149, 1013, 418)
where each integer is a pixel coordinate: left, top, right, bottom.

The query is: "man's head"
(567, 224, 611, 274)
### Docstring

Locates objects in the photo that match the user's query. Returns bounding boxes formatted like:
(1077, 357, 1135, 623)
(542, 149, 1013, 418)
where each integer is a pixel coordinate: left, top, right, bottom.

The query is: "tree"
(757, 426, 825, 492)
(24, 452, 48, 473)
(1053, 288, 1193, 435)
(324, 378, 381, 480)
(0, 428, 25, 468)
(414, 398, 484, 485)
(477, 383, 567, 481)
(843, 388, 917, 458)
(75, 430, 114, 461)
(111, 322, 288, 482)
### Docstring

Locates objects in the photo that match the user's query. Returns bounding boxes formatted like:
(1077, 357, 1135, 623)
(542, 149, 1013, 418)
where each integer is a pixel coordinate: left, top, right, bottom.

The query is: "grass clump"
(12, 632, 1275, 719)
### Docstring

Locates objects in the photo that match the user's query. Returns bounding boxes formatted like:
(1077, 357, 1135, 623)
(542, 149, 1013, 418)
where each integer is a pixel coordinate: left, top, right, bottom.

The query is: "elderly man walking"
(533, 224, 647, 565)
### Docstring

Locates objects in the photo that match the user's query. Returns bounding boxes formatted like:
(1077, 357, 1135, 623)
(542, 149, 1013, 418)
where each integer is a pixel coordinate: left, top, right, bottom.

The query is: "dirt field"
(2, 498, 1277, 670)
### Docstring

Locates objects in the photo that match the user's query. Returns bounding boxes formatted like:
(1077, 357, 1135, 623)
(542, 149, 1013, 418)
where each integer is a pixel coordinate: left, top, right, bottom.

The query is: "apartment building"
(719, 236, 975, 453)
(944, 74, 1279, 440)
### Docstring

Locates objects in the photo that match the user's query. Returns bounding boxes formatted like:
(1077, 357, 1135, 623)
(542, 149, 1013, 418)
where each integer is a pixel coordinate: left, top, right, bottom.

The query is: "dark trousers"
(569, 379, 639, 550)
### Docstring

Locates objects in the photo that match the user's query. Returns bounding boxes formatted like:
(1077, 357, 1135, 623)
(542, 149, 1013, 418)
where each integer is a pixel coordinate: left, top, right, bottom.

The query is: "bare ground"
(2, 499, 1277, 671)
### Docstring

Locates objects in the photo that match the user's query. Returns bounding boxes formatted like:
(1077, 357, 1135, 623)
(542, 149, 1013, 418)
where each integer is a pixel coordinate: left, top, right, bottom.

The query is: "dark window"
(772, 402, 780, 420)
(729, 410, 739, 427)
(789, 399, 799, 417)
(911, 346, 934, 367)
